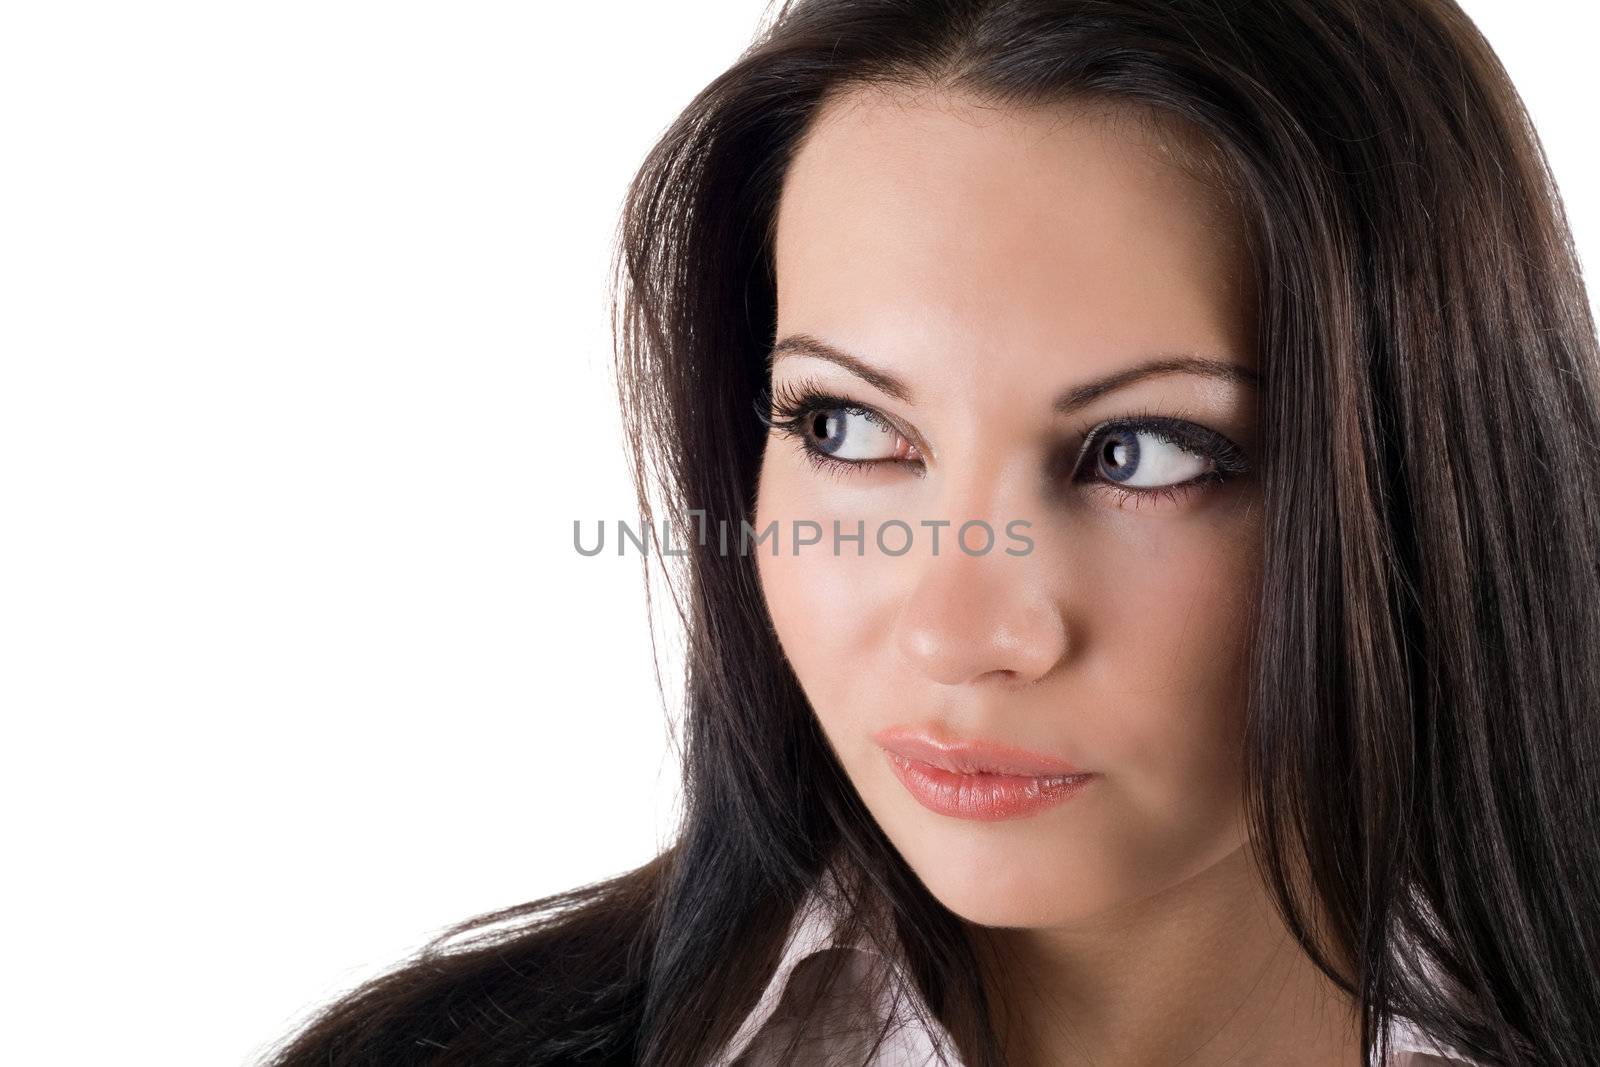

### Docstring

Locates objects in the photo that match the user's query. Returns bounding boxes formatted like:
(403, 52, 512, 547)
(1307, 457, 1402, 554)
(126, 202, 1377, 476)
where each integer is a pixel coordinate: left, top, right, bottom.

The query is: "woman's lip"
(882, 751, 1096, 822)
(871, 725, 1091, 776)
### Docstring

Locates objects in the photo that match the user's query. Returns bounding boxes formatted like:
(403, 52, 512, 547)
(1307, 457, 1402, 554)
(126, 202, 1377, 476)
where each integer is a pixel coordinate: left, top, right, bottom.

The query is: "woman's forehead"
(772, 86, 1257, 387)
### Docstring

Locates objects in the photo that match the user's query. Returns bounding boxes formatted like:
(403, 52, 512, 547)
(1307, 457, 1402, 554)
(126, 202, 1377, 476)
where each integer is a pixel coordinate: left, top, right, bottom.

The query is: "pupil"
(812, 411, 841, 450)
(1101, 432, 1139, 481)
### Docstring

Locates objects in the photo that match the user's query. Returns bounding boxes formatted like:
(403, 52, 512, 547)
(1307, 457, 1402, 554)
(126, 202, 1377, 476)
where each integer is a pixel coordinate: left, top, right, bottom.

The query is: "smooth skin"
(753, 86, 1362, 1066)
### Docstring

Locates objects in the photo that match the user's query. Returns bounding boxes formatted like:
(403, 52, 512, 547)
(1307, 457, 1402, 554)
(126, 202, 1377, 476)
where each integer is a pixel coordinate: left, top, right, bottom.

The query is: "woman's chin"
(893, 838, 1124, 929)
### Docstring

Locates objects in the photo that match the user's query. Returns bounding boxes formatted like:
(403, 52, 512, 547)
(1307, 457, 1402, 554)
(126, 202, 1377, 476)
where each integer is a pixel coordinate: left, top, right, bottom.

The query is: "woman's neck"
(968, 845, 1363, 1067)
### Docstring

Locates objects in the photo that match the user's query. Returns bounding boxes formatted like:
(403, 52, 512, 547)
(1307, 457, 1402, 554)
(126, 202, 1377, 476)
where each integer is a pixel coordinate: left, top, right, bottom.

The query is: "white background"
(2, 2, 1594, 1064)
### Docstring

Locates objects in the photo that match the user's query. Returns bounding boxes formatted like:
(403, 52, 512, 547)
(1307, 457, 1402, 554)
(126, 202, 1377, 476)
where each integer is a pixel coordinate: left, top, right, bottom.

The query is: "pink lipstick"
(873, 726, 1097, 822)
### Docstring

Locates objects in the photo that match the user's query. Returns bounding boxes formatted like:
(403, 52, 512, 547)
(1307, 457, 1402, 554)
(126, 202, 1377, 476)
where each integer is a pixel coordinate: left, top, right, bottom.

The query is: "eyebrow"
(769, 333, 1260, 416)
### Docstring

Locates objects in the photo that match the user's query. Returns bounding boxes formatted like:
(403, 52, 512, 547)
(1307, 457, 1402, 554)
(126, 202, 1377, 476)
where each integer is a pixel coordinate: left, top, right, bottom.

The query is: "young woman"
(259, 1, 1600, 1064)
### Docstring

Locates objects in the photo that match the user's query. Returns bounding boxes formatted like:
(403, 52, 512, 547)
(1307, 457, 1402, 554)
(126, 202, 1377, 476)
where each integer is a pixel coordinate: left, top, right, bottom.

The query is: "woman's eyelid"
(1070, 404, 1236, 451)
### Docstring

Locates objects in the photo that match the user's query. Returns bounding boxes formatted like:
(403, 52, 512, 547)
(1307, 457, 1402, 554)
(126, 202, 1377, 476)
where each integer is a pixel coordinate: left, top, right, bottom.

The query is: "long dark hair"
(257, 1, 1600, 1064)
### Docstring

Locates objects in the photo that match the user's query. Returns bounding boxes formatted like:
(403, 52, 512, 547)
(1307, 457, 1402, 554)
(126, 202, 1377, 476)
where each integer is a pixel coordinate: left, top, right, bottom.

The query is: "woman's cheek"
(753, 457, 891, 712)
(1087, 512, 1259, 856)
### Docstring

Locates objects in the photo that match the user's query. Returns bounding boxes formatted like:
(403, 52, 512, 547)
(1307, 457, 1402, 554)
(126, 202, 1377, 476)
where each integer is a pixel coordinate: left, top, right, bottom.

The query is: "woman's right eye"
(796, 405, 918, 463)
(758, 384, 922, 474)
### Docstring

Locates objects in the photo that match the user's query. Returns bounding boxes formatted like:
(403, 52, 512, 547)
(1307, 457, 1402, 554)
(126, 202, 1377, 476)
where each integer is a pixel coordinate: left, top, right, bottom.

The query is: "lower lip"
(883, 751, 1097, 821)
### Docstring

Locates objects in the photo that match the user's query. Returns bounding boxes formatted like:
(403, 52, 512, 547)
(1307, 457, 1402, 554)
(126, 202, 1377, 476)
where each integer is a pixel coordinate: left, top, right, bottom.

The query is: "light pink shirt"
(711, 870, 1488, 1067)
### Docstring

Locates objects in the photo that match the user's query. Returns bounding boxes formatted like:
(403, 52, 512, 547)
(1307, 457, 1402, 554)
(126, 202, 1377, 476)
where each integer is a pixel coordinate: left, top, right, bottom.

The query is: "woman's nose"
(890, 540, 1069, 688)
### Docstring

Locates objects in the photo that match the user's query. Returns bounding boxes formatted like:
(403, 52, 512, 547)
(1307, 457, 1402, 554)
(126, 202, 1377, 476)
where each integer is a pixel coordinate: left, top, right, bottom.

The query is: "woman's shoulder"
(1384, 1012, 1492, 1067)
(258, 882, 656, 1066)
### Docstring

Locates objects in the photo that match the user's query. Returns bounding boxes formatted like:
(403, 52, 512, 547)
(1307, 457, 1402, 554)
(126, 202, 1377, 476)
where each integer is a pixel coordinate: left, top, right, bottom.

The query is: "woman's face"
(753, 86, 1263, 929)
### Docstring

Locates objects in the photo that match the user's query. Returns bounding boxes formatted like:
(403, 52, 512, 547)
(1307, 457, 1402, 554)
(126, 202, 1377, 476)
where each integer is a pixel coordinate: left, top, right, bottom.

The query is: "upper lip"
(873, 725, 1093, 777)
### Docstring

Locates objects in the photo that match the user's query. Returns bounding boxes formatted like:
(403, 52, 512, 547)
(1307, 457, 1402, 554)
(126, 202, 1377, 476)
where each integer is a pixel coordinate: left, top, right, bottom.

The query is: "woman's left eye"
(1071, 417, 1250, 508)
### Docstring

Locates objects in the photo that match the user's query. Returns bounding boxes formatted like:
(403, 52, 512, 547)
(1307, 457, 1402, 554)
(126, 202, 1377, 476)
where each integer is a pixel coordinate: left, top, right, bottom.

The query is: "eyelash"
(753, 377, 1252, 510)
